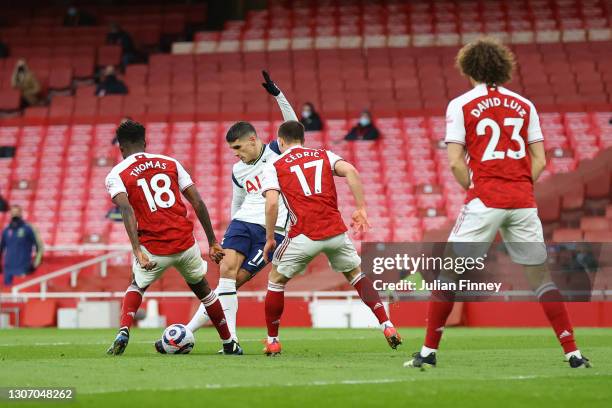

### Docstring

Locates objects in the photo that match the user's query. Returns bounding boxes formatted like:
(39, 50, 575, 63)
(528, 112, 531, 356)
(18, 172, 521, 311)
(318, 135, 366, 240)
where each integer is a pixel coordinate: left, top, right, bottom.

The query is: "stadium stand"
(0, 0, 610, 304)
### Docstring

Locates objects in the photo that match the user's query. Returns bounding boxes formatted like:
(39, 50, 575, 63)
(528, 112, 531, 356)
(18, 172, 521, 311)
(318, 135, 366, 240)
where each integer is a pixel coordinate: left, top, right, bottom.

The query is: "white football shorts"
(132, 242, 207, 289)
(448, 198, 547, 265)
(273, 232, 361, 279)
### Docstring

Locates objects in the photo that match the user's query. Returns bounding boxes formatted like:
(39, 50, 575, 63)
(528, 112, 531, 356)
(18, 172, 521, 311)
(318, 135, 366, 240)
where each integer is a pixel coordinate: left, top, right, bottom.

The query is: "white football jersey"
(231, 140, 289, 232)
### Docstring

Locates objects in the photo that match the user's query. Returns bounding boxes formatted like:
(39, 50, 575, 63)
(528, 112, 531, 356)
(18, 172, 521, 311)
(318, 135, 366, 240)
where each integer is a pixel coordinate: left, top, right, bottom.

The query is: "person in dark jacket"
(107, 22, 136, 66)
(96, 65, 128, 96)
(344, 110, 380, 141)
(0, 205, 44, 286)
(300, 102, 323, 132)
(63, 6, 97, 26)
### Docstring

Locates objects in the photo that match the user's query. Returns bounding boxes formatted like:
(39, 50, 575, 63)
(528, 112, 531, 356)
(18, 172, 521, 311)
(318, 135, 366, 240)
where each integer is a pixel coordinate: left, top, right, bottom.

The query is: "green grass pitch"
(0, 327, 611, 407)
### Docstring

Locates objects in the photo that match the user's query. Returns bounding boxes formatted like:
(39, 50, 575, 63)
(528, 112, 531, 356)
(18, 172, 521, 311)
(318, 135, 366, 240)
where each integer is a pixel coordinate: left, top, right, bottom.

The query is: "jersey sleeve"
(175, 160, 195, 191)
(105, 169, 127, 199)
(325, 150, 344, 175)
(444, 99, 466, 145)
(261, 163, 280, 194)
(527, 104, 544, 144)
(275, 92, 298, 122)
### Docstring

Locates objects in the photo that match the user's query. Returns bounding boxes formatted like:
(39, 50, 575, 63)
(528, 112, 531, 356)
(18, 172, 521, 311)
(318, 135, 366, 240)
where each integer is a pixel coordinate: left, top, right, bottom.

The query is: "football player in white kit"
(156, 71, 297, 353)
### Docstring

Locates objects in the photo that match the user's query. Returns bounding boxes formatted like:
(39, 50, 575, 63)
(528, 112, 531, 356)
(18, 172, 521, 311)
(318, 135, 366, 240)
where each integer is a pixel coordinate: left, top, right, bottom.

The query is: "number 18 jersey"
(105, 152, 195, 255)
(445, 84, 544, 209)
(261, 146, 347, 240)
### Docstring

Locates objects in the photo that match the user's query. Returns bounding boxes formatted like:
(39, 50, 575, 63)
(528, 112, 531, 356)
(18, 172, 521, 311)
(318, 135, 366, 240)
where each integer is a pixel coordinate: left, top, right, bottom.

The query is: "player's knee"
(220, 261, 240, 278)
(343, 266, 362, 281)
(268, 267, 289, 284)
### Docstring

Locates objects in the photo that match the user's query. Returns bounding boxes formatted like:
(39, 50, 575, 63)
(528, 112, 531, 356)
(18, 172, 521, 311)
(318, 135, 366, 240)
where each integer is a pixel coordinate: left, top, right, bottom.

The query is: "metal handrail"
(10, 250, 131, 299)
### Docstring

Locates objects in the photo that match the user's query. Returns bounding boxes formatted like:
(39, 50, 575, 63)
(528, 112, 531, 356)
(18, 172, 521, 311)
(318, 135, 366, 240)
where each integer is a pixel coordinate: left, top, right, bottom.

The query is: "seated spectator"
(63, 6, 96, 26)
(0, 194, 7, 212)
(300, 102, 323, 132)
(107, 22, 136, 66)
(344, 110, 380, 141)
(11, 59, 41, 107)
(96, 66, 128, 97)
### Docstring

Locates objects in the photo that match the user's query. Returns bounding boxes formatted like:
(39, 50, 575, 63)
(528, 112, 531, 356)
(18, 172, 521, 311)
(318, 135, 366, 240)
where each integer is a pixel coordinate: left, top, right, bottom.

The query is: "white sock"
(267, 336, 279, 343)
(420, 345, 437, 357)
(565, 350, 582, 360)
(186, 302, 210, 333)
(217, 278, 238, 341)
(380, 320, 393, 331)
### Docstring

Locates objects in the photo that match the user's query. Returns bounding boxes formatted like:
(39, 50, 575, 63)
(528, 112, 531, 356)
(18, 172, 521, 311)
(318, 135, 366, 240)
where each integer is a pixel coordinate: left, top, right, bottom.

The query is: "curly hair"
(456, 37, 515, 86)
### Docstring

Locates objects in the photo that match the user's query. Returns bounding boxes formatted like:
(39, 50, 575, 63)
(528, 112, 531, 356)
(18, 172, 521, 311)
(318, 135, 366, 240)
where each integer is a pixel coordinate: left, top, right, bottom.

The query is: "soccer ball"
(161, 324, 195, 354)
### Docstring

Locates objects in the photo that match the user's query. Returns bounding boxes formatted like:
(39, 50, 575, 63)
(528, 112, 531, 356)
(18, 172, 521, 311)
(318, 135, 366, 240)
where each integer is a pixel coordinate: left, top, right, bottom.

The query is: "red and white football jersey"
(445, 84, 544, 209)
(261, 146, 347, 240)
(105, 152, 195, 255)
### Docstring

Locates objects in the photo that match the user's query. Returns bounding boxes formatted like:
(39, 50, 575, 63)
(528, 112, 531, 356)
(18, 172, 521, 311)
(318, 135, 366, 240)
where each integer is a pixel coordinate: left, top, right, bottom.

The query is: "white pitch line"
(0, 336, 372, 347)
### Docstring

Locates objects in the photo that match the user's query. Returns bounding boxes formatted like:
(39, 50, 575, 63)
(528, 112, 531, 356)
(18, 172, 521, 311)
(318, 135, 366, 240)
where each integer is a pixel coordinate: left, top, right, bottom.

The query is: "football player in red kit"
(260, 121, 402, 356)
(405, 38, 590, 369)
(105, 120, 241, 356)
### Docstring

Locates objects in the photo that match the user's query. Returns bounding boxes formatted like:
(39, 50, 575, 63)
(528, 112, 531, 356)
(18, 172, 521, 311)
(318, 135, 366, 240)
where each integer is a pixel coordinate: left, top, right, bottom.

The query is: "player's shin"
(217, 278, 239, 341)
(423, 290, 456, 354)
(349, 272, 391, 327)
(188, 279, 232, 342)
(120, 283, 145, 331)
(265, 281, 285, 342)
(536, 282, 580, 357)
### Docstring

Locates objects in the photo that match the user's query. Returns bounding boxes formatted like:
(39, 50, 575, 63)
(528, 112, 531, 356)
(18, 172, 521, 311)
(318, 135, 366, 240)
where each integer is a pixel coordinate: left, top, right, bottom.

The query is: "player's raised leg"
(344, 267, 402, 349)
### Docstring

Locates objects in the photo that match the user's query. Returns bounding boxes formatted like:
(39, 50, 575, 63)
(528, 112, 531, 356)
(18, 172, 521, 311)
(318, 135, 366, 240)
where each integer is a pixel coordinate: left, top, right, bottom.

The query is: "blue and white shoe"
(107, 328, 129, 355)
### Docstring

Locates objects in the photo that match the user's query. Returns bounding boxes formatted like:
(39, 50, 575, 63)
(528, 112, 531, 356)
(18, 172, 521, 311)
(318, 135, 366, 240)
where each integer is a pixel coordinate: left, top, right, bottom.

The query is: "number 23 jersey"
(105, 152, 195, 255)
(445, 84, 544, 209)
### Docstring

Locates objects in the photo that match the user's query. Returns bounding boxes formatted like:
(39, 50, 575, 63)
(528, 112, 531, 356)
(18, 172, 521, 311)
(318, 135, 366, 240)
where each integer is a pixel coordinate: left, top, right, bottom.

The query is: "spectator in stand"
(344, 110, 380, 141)
(0, 193, 7, 212)
(107, 22, 136, 67)
(11, 59, 41, 107)
(63, 6, 97, 26)
(96, 66, 128, 97)
(300, 102, 323, 132)
(0, 205, 44, 286)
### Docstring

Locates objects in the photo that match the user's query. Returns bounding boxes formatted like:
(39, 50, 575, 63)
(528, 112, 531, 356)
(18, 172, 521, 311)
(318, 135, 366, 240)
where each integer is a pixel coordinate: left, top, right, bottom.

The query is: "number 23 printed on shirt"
(476, 117, 526, 162)
(290, 159, 324, 196)
(137, 173, 176, 212)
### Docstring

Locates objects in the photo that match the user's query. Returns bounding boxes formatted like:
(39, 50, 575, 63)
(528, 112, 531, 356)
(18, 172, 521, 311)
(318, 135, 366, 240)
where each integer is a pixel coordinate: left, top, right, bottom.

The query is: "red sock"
(120, 289, 143, 328)
(265, 282, 285, 337)
(538, 287, 577, 354)
(201, 292, 231, 341)
(351, 274, 389, 324)
(424, 290, 455, 349)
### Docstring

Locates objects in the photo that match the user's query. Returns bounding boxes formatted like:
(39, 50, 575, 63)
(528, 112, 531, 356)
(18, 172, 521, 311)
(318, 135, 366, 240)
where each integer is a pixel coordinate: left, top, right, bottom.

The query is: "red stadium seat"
(552, 228, 583, 242)
(0, 89, 21, 111)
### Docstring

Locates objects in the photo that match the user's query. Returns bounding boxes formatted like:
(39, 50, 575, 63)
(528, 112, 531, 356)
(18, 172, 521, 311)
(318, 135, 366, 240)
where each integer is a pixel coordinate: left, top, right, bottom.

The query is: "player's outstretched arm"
(447, 143, 470, 190)
(334, 160, 371, 233)
(261, 70, 298, 122)
(262, 190, 280, 262)
(112, 193, 157, 270)
(182, 185, 224, 264)
(528, 141, 547, 182)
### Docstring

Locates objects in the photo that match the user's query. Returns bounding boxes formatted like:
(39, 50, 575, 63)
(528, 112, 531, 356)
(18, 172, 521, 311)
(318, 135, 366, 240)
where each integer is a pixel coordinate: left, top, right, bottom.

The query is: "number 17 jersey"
(105, 152, 195, 255)
(261, 146, 347, 240)
(445, 84, 544, 209)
